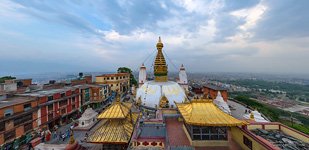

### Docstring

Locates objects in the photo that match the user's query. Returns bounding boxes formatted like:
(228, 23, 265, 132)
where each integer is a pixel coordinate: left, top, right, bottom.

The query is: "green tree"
(0, 76, 16, 83)
(117, 67, 137, 87)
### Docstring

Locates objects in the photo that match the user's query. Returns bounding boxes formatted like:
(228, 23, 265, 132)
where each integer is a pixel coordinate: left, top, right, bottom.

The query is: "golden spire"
(154, 37, 168, 82)
(116, 93, 121, 103)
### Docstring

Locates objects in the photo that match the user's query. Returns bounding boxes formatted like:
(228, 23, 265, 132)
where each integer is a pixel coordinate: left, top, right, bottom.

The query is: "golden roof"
(87, 112, 139, 144)
(97, 102, 132, 119)
(154, 37, 168, 82)
(176, 99, 246, 126)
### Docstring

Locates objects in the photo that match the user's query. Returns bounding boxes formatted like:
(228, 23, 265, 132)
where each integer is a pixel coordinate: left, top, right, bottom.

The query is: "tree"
(0, 76, 16, 83)
(117, 67, 137, 87)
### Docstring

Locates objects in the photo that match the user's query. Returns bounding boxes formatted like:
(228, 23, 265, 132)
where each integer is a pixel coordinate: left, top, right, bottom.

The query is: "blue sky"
(0, 0, 308, 75)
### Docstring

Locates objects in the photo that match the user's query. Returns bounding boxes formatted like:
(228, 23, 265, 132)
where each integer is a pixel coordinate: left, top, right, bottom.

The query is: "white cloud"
(230, 2, 267, 31)
(1, 0, 308, 74)
(174, 0, 224, 15)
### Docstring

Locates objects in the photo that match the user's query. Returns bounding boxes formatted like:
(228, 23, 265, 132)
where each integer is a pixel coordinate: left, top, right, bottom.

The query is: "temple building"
(87, 37, 308, 150)
(136, 37, 187, 109)
(176, 99, 245, 147)
(86, 93, 139, 149)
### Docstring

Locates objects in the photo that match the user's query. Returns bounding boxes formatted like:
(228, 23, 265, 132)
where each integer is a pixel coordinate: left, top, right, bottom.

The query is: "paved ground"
(165, 118, 190, 147)
(43, 95, 118, 148)
(227, 100, 248, 120)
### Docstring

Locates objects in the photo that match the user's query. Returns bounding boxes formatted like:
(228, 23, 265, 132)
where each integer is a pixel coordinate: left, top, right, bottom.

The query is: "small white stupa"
(138, 63, 147, 87)
(178, 64, 189, 92)
(214, 91, 231, 115)
(78, 107, 98, 128)
(243, 110, 269, 122)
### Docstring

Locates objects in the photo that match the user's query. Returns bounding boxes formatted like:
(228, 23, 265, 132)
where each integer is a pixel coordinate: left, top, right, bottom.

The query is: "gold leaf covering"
(176, 99, 246, 126)
(87, 112, 139, 143)
(97, 102, 132, 119)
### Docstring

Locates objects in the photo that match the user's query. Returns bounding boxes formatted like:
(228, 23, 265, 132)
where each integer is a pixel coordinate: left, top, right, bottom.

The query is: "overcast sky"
(0, 0, 308, 75)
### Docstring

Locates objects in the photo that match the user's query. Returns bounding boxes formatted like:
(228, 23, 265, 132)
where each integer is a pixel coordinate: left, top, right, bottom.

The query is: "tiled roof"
(176, 99, 246, 126)
(97, 102, 132, 119)
(87, 112, 139, 143)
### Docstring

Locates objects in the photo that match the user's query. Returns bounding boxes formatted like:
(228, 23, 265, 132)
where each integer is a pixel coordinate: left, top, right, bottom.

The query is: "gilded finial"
(156, 36, 164, 49)
(250, 111, 255, 120)
(116, 94, 121, 103)
(68, 130, 75, 144)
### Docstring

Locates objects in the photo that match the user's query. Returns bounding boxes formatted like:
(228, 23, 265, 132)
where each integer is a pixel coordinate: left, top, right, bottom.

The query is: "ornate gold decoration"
(250, 111, 255, 120)
(154, 37, 168, 82)
(136, 97, 142, 106)
(68, 130, 75, 144)
(176, 99, 247, 126)
(159, 95, 169, 108)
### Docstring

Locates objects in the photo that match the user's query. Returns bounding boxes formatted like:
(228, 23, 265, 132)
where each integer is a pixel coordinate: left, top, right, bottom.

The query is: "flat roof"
(73, 84, 108, 89)
(203, 84, 227, 90)
(18, 86, 78, 97)
(96, 73, 129, 77)
(0, 96, 36, 109)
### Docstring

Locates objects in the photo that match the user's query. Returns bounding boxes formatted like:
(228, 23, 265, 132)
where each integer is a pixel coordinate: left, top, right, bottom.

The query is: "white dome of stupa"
(136, 81, 187, 108)
(136, 37, 187, 109)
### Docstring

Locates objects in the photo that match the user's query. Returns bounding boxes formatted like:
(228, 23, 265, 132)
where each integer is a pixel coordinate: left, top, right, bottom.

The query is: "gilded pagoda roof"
(87, 112, 139, 144)
(176, 99, 246, 126)
(97, 102, 132, 119)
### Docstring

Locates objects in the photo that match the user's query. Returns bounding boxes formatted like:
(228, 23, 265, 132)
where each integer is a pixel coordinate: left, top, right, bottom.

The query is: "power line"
(163, 50, 179, 72)
(133, 49, 156, 73)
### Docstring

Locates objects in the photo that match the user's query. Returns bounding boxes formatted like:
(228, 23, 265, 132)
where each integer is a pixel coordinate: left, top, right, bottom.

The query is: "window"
(61, 109, 66, 114)
(116, 77, 118, 80)
(4, 130, 15, 141)
(71, 97, 75, 103)
(4, 109, 13, 117)
(191, 126, 227, 141)
(24, 123, 32, 132)
(48, 104, 53, 111)
(59, 100, 67, 107)
(48, 96, 53, 101)
(23, 103, 31, 111)
(116, 84, 118, 86)
(61, 93, 65, 98)
(111, 77, 114, 80)
(111, 84, 113, 87)
(14, 114, 32, 126)
(243, 136, 252, 150)
(0, 121, 4, 132)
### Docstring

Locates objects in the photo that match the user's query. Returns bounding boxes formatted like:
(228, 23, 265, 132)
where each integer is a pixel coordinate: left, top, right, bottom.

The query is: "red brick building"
(0, 95, 38, 149)
(203, 85, 228, 101)
(20, 87, 81, 130)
